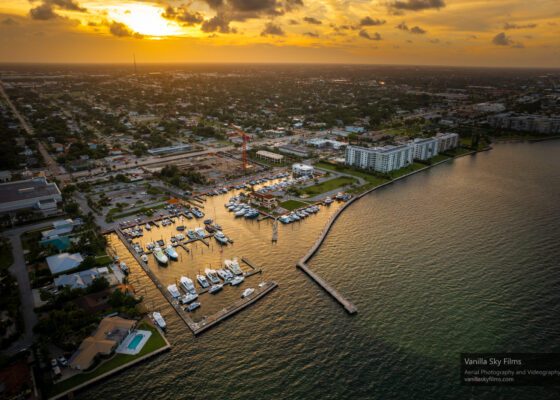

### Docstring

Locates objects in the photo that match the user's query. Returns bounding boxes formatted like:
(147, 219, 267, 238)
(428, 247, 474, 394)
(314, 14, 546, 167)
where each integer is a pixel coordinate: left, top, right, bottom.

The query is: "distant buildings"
(436, 132, 460, 152)
(412, 137, 439, 161)
(292, 163, 314, 177)
(306, 138, 346, 150)
(0, 177, 62, 217)
(487, 113, 560, 134)
(147, 143, 192, 156)
(256, 150, 284, 163)
(345, 144, 413, 173)
(277, 145, 309, 158)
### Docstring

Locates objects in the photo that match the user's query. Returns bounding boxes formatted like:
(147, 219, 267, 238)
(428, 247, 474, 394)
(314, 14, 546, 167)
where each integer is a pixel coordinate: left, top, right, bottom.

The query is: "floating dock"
(296, 261, 356, 314)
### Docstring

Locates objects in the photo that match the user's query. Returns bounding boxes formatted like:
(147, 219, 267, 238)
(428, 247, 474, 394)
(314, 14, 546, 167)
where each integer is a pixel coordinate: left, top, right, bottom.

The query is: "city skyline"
(1, 0, 559, 67)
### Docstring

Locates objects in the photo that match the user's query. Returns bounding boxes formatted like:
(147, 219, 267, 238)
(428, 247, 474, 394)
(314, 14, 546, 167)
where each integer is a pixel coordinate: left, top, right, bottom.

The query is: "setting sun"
(103, 3, 184, 37)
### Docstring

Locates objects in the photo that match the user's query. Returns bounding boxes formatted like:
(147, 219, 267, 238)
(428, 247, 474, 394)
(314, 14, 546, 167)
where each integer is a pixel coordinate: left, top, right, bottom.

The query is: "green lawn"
(50, 322, 167, 396)
(430, 154, 451, 163)
(301, 177, 356, 196)
(387, 162, 426, 179)
(315, 162, 390, 187)
(94, 254, 112, 266)
(279, 200, 309, 211)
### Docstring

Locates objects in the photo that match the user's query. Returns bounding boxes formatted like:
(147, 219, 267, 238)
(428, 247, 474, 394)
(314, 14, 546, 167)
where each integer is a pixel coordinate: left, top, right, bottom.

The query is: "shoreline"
(296, 147, 485, 311)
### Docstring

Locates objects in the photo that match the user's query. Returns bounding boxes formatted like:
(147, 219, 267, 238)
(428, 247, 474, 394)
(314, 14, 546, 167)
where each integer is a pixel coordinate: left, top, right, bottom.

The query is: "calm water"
(85, 142, 560, 400)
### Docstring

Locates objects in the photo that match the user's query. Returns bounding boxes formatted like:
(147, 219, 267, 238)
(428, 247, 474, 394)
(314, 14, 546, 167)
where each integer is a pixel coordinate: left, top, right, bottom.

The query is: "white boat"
(216, 269, 233, 281)
(235, 209, 247, 217)
(324, 196, 333, 205)
(195, 227, 206, 239)
(205, 268, 221, 284)
(180, 292, 198, 304)
(180, 276, 196, 294)
(214, 231, 229, 245)
(153, 247, 169, 265)
(186, 301, 200, 312)
(152, 312, 166, 329)
(167, 284, 181, 298)
(197, 274, 210, 288)
(140, 254, 148, 263)
(224, 258, 243, 275)
(145, 223, 151, 231)
(208, 284, 223, 294)
(165, 245, 179, 261)
(119, 261, 129, 274)
(230, 276, 245, 286)
(241, 288, 255, 298)
(279, 215, 291, 224)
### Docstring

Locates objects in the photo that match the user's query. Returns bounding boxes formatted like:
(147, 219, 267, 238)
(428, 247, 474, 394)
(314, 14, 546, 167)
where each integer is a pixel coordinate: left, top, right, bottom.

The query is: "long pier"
(297, 261, 356, 314)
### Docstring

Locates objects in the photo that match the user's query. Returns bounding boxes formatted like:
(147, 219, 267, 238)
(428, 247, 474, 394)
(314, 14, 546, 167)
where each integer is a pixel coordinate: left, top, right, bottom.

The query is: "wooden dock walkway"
(297, 261, 356, 314)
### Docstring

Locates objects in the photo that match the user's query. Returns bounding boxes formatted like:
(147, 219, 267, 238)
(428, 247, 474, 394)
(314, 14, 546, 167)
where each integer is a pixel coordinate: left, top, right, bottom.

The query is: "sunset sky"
(0, 0, 559, 67)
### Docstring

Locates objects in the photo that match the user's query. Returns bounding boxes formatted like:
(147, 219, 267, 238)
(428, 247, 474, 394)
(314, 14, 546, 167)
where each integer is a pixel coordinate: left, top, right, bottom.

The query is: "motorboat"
(187, 230, 197, 240)
(140, 254, 148, 263)
(214, 231, 229, 245)
(186, 301, 200, 312)
(230, 276, 245, 286)
(195, 227, 206, 239)
(175, 233, 185, 241)
(244, 209, 259, 219)
(180, 276, 196, 294)
(224, 258, 243, 275)
(241, 288, 255, 298)
(205, 268, 221, 284)
(185, 212, 193, 219)
(235, 209, 247, 217)
(203, 219, 213, 225)
(165, 245, 179, 261)
(289, 213, 300, 221)
(176, 225, 185, 231)
(152, 312, 166, 329)
(324, 196, 333, 205)
(197, 274, 210, 288)
(335, 192, 344, 200)
(145, 223, 151, 231)
(208, 284, 223, 294)
(216, 269, 233, 281)
(167, 284, 181, 298)
(180, 293, 198, 304)
(153, 247, 169, 265)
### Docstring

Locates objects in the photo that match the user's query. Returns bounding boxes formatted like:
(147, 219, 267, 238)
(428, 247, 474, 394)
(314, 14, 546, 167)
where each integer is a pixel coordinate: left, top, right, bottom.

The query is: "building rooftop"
(0, 177, 61, 204)
(46, 252, 84, 275)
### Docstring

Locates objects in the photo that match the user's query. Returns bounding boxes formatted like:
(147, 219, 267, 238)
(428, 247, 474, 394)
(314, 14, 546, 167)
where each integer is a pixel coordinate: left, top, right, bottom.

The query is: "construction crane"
(231, 125, 250, 173)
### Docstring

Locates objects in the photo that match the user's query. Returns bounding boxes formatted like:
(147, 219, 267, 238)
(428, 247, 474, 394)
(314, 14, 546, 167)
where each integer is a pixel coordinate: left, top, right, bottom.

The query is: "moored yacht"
(152, 312, 166, 329)
(214, 231, 229, 245)
(153, 247, 169, 265)
(197, 274, 210, 288)
(165, 245, 179, 261)
(208, 284, 223, 294)
(241, 288, 255, 298)
(205, 268, 221, 284)
(230, 275, 245, 286)
(224, 258, 243, 275)
(194, 227, 206, 239)
(180, 276, 196, 293)
(167, 284, 181, 298)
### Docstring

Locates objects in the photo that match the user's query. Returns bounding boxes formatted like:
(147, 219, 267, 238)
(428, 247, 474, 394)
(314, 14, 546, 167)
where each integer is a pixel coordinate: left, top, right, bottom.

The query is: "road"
(2, 220, 54, 356)
(0, 81, 66, 184)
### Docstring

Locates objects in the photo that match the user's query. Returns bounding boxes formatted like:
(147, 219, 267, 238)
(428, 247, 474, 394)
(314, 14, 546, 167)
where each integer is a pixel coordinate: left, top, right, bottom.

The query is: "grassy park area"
(279, 200, 309, 211)
(301, 176, 356, 196)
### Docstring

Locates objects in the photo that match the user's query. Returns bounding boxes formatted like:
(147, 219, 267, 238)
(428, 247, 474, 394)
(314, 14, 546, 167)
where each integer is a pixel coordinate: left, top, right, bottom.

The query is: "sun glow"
(104, 3, 185, 37)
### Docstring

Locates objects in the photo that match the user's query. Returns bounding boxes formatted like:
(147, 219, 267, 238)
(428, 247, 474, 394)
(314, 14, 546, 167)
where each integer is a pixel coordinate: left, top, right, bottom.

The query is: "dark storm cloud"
(396, 22, 426, 34)
(359, 30, 382, 40)
(492, 32, 512, 46)
(109, 21, 143, 38)
(261, 22, 285, 36)
(162, 5, 204, 26)
(503, 22, 537, 30)
(29, 0, 86, 20)
(201, 13, 237, 33)
(200, 0, 303, 34)
(389, 0, 445, 11)
(303, 16, 322, 25)
(360, 16, 385, 26)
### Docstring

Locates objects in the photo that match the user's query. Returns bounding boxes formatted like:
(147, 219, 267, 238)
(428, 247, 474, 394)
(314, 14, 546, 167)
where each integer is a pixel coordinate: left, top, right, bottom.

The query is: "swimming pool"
(127, 334, 144, 350)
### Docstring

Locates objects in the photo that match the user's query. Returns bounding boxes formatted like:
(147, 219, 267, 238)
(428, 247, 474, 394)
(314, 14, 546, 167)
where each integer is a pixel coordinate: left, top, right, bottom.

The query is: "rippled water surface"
(82, 142, 560, 400)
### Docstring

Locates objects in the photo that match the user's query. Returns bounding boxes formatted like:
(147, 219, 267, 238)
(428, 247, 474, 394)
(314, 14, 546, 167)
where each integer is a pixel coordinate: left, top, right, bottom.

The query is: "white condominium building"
(345, 145, 414, 173)
(436, 132, 459, 152)
(412, 137, 439, 160)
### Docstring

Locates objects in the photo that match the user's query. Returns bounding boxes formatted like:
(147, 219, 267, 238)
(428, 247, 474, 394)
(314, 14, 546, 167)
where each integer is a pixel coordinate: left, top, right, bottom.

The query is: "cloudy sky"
(0, 0, 559, 66)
